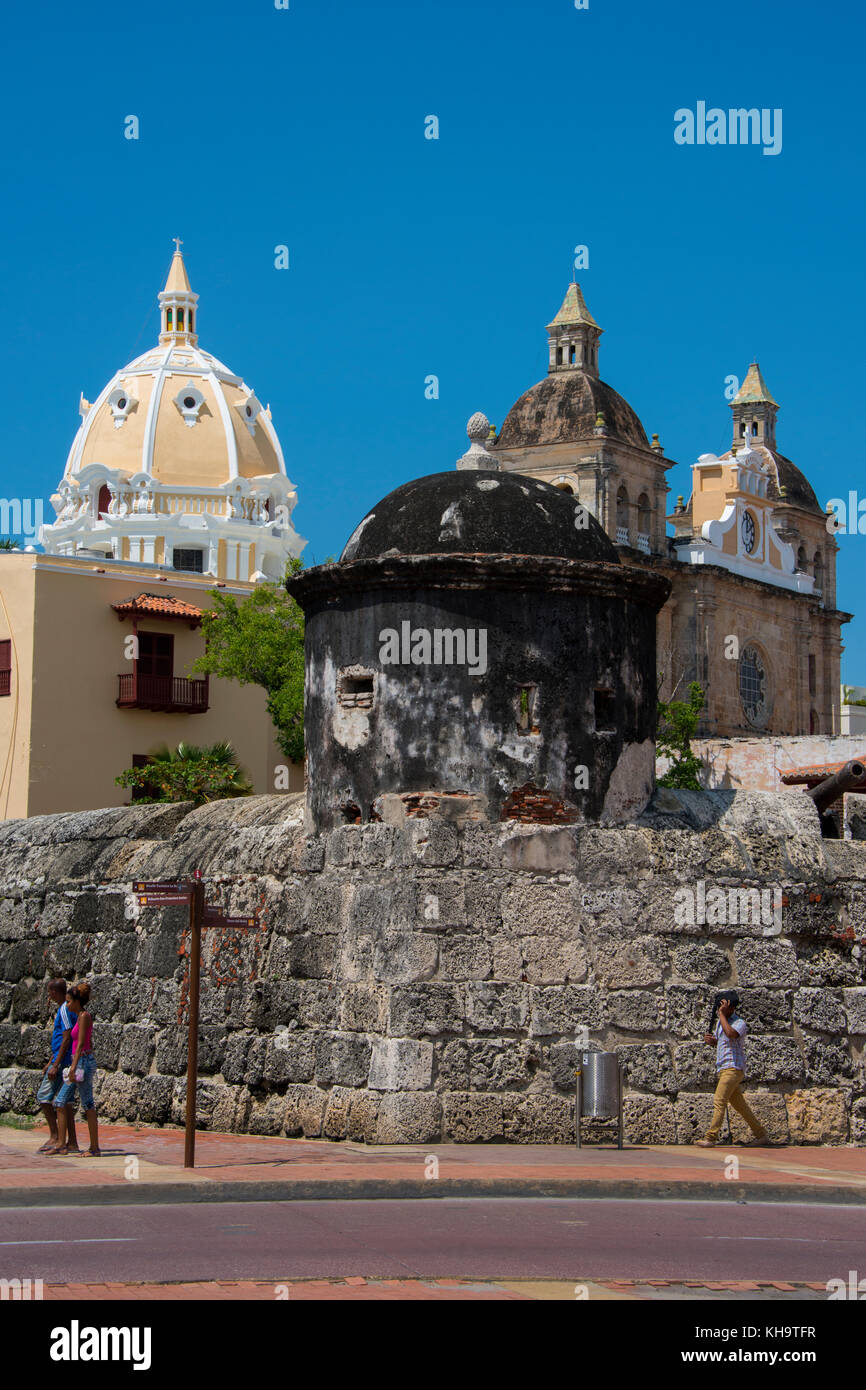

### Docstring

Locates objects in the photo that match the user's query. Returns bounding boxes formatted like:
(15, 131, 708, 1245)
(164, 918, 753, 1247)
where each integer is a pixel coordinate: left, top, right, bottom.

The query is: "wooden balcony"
(117, 672, 209, 713)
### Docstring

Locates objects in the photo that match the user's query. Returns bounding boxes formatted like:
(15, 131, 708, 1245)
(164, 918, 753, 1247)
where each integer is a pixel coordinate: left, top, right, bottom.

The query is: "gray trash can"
(575, 1050, 623, 1149)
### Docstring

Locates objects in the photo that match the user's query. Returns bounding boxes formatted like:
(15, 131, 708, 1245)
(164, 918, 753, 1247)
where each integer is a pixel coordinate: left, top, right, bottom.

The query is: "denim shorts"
(53, 1054, 97, 1112)
(36, 1069, 68, 1106)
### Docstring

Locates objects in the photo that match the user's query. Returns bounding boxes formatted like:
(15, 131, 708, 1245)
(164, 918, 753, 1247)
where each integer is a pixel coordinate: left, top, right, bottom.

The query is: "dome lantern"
(158, 238, 199, 346)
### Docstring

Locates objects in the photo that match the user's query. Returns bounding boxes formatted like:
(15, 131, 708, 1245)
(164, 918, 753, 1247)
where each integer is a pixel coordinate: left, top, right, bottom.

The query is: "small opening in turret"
(594, 687, 616, 732)
(516, 683, 539, 734)
(338, 671, 375, 709)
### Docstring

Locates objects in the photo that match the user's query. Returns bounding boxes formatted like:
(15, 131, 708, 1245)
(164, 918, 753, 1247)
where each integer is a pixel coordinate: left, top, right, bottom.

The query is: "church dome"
(41, 243, 305, 581)
(496, 372, 649, 451)
(341, 469, 619, 564)
(63, 247, 286, 488)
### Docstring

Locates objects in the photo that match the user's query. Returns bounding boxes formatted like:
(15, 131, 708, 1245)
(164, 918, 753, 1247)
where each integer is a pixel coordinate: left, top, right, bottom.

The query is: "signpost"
(133, 871, 258, 1169)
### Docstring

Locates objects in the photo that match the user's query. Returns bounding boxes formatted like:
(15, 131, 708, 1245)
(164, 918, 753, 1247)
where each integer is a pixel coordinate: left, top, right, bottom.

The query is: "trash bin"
(575, 1050, 623, 1149)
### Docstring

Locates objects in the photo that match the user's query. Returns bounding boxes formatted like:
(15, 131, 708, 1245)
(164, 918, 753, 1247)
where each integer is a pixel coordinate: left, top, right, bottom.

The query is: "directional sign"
(133, 879, 192, 906)
(203, 906, 256, 929)
(136, 893, 192, 906)
(134, 881, 189, 894)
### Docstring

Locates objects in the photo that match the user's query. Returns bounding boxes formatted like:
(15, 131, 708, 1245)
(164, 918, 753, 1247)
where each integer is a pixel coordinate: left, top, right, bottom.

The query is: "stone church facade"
(473, 284, 849, 739)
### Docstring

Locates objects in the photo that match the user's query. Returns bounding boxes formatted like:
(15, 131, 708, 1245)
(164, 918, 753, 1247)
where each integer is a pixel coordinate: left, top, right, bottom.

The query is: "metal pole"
(575, 1068, 582, 1149)
(184, 871, 204, 1169)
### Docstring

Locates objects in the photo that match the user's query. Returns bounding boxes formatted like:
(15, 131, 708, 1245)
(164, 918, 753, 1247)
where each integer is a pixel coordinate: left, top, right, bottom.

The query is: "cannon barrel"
(808, 759, 866, 816)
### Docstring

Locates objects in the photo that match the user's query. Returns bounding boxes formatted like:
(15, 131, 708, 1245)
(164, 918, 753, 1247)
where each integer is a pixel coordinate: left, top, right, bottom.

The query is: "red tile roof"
(780, 759, 865, 785)
(112, 593, 204, 624)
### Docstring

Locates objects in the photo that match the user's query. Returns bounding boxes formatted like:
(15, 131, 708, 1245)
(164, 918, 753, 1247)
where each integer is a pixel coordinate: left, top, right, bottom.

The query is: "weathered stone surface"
(438, 934, 493, 981)
(284, 1084, 327, 1138)
(746, 1035, 804, 1082)
(671, 942, 730, 983)
(528, 985, 602, 1036)
(734, 940, 800, 987)
(501, 881, 581, 939)
(593, 938, 667, 988)
(368, 1038, 433, 1092)
(375, 1091, 441, 1144)
(607, 991, 661, 1033)
(97, 1072, 140, 1121)
(624, 1095, 677, 1144)
(843, 988, 866, 1034)
(792, 989, 846, 1035)
(502, 1092, 573, 1143)
(389, 984, 464, 1037)
(785, 1088, 849, 1143)
(467, 983, 529, 1033)
(443, 1092, 504, 1142)
(314, 1033, 372, 1088)
(617, 1044, 677, 1095)
(118, 1024, 157, 1077)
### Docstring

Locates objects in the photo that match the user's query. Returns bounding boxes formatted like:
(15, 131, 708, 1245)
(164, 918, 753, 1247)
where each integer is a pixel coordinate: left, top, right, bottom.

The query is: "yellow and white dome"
(41, 244, 305, 582)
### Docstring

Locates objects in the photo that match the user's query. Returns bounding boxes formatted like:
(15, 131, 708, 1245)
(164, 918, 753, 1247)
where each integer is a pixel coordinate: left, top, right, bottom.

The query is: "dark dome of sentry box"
(289, 471, 670, 834)
(341, 470, 619, 564)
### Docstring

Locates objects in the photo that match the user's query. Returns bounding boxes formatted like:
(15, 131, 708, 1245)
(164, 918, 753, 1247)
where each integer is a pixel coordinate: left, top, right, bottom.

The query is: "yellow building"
(0, 245, 305, 817)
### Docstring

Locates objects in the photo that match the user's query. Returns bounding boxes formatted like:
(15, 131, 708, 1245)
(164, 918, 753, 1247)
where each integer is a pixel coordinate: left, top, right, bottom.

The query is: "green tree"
(656, 681, 706, 790)
(191, 560, 305, 763)
(0, 539, 19, 551)
(115, 741, 252, 805)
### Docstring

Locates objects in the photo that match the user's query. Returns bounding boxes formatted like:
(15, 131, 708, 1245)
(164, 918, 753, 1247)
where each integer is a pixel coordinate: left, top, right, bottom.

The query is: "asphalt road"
(2, 1198, 864, 1284)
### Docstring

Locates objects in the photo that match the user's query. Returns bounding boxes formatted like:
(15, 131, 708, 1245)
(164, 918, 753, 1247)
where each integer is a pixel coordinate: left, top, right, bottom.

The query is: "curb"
(3, 1177, 865, 1208)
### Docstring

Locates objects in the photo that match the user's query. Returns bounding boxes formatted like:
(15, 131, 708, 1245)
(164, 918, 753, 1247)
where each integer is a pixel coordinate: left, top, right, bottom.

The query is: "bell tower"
(731, 362, 778, 450)
(546, 282, 602, 378)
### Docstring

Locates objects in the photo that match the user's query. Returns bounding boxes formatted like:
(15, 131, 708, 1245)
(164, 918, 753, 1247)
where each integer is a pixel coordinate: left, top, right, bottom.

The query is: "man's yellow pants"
(706, 1068, 766, 1141)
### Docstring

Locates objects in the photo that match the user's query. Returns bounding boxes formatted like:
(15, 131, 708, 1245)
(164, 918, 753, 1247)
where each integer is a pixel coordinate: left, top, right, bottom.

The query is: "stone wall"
(0, 790, 864, 1145)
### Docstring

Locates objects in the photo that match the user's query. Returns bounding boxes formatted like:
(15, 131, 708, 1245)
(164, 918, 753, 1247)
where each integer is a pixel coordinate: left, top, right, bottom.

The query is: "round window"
(246, 405, 253, 417)
(184, 396, 196, 410)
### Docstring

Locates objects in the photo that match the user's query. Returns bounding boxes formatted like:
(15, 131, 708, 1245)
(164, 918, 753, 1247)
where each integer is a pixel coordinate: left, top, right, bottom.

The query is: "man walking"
(696, 989, 771, 1148)
(35, 978, 78, 1154)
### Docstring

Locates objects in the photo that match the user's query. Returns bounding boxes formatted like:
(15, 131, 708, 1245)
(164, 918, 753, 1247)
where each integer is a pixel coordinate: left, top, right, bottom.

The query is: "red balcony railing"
(117, 672, 209, 713)
(0, 670, 9, 696)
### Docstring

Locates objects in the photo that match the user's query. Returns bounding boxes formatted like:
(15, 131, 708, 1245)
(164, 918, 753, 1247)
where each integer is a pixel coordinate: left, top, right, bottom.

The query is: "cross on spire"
(173, 237, 183, 254)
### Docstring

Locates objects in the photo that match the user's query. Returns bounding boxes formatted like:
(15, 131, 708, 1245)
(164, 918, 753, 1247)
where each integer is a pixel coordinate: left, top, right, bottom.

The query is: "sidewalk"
(1, 1122, 864, 1207)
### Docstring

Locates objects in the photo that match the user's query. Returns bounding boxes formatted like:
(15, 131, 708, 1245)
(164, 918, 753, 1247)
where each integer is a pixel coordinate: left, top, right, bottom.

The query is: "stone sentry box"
(287, 471, 671, 833)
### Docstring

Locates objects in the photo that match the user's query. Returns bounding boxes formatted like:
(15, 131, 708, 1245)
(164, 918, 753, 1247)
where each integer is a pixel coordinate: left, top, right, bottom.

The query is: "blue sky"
(2, 0, 865, 675)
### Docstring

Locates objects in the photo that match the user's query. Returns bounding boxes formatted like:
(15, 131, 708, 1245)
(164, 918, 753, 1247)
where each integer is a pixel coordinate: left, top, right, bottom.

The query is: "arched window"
(813, 550, 824, 591)
(556, 346, 563, 365)
(569, 344, 576, 365)
(97, 485, 111, 516)
(554, 481, 574, 494)
(797, 546, 807, 571)
(616, 485, 630, 542)
(177, 308, 184, 332)
(188, 311, 194, 334)
(166, 307, 173, 331)
(636, 493, 651, 553)
(740, 421, 746, 437)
